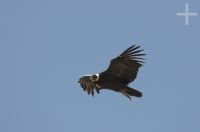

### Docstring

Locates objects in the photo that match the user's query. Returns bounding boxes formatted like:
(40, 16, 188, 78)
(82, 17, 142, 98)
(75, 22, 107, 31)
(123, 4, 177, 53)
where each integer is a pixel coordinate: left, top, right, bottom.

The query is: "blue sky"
(0, 0, 200, 132)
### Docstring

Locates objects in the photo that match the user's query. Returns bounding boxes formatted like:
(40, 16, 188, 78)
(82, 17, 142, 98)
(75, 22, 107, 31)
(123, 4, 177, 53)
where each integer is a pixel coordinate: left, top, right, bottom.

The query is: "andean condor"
(78, 45, 145, 100)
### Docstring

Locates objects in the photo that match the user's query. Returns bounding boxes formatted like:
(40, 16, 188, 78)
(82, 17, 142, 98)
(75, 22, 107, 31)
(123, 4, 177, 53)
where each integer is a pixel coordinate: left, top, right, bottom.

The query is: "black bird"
(78, 45, 145, 100)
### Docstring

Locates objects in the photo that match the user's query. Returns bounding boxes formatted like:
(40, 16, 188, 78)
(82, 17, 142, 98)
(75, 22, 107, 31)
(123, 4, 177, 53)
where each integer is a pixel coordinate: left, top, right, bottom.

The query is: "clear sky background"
(0, 0, 200, 132)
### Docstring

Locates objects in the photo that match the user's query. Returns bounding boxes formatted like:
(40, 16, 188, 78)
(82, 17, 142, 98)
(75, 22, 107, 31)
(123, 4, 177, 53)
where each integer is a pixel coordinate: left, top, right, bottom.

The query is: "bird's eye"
(92, 75, 97, 80)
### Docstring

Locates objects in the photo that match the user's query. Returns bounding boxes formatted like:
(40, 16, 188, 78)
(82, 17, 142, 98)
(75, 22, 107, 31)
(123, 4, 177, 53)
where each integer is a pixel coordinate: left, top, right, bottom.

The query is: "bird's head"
(90, 74, 99, 82)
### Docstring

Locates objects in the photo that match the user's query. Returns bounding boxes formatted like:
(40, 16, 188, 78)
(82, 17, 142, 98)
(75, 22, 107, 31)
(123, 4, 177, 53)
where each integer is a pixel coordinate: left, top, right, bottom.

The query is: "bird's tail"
(120, 86, 142, 100)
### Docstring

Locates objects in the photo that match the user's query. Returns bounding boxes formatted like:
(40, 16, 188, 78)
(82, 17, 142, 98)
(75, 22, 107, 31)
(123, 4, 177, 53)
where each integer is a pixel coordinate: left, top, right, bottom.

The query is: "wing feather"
(78, 75, 100, 96)
(121, 45, 140, 55)
(103, 45, 145, 84)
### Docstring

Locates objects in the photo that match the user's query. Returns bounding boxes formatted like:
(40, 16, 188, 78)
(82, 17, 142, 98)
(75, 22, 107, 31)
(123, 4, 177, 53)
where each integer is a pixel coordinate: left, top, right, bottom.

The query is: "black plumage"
(78, 45, 145, 100)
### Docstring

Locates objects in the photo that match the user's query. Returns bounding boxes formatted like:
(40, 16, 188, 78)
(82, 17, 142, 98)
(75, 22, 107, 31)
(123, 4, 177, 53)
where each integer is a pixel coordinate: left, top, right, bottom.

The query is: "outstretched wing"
(104, 45, 145, 84)
(78, 75, 100, 96)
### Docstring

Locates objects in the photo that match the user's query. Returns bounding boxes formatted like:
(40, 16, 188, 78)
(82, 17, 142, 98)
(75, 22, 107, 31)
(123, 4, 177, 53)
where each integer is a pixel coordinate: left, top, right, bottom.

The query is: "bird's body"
(78, 45, 145, 100)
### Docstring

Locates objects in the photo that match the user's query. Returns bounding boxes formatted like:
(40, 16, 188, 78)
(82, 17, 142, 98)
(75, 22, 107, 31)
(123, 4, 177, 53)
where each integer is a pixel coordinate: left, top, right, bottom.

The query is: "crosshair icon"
(176, 3, 198, 25)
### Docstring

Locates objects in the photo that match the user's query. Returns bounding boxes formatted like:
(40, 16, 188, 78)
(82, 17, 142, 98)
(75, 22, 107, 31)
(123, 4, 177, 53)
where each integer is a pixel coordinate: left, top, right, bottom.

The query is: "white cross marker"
(176, 3, 198, 25)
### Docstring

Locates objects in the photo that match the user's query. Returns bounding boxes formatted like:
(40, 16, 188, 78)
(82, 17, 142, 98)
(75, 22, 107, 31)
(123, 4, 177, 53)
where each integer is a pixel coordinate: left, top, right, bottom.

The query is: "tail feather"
(120, 86, 142, 100)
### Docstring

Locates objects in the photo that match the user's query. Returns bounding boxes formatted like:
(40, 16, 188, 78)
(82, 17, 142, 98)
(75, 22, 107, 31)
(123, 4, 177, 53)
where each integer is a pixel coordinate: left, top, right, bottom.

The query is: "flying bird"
(78, 45, 145, 100)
